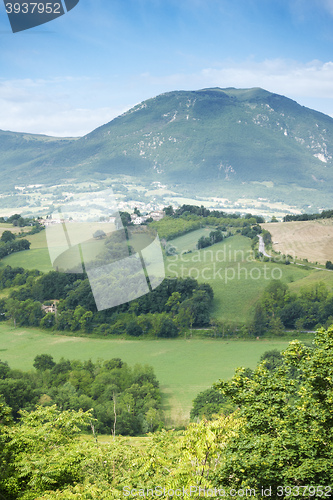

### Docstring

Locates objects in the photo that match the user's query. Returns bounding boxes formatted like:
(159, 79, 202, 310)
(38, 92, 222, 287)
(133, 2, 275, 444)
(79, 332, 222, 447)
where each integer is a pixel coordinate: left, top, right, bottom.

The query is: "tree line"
(151, 206, 265, 241)
(253, 280, 333, 335)
(0, 236, 30, 259)
(163, 204, 265, 223)
(197, 229, 224, 249)
(0, 213, 44, 233)
(0, 267, 214, 337)
(283, 207, 333, 221)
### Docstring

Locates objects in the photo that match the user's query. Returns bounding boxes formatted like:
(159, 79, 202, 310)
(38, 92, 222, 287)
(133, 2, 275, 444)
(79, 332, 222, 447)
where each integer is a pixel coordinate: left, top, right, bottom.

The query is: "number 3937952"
(5, 2, 62, 14)
(3, 0, 80, 33)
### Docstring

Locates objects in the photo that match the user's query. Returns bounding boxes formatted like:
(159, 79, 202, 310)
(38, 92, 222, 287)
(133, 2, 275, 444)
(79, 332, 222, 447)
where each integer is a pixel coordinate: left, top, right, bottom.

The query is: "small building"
(149, 210, 165, 221)
(133, 216, 148, 225)
(41, 301, 58, 314)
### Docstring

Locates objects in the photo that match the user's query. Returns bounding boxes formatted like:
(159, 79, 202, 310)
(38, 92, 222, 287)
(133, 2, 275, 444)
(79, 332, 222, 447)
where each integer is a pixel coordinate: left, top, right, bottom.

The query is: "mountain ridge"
(1, 87, 333, 209)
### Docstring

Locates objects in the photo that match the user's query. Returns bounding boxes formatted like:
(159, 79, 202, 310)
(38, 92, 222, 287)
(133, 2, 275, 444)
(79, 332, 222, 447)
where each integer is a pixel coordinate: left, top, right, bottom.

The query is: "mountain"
(1, 87, 333, 208)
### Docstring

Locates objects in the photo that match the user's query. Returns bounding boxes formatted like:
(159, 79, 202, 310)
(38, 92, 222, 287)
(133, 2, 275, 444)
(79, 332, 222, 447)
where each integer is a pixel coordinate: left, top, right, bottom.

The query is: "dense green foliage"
(164, 204, 265, 223)
(190, 386, 235, 420)
(153, 206, 264, 241)
(0, 265, 41, 289)
(0, 267, 214, 335)
(240, 223, 262, 239)
(1, 230, 15, 243)
(1, 328, 333, 499)
(197, 229, 224, 249)
(214, 327, 333, 491)
(150, 215, 203, 240)
(0, 356, 162, 435)
(253, 280, 333, 335)
(0, 238, 30, 259)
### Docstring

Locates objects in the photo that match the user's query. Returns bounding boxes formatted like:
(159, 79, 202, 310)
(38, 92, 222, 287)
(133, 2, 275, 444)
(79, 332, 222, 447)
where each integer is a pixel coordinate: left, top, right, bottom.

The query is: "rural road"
(258, 235, 271, 258)
(258, 235, 327, 271)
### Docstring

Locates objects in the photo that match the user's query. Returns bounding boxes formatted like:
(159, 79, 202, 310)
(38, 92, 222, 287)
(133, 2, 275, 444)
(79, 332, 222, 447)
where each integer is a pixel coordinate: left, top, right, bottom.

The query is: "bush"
(126, 321, 143, 337)
(157, 317, 179, 338)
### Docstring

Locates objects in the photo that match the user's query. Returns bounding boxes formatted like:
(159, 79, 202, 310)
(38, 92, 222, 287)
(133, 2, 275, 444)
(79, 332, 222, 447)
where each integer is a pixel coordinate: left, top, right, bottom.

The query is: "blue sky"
(1, 0, 333, 136)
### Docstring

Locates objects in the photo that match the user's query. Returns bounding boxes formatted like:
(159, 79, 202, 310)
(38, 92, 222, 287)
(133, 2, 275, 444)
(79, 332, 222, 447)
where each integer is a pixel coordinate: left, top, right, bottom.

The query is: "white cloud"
(1, 59, 333, 137)
(139, 58, 333, 116)
(0, 104, 126, 137)
(0, 77, 129, 137)
(140, 58, 333, 98)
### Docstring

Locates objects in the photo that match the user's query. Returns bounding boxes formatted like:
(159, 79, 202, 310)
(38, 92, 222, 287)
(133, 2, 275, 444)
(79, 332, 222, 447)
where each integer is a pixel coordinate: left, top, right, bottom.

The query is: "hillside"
(3, 225, 333, 323)
(0, 130, 77, 190)
(1, 87, 333, 209)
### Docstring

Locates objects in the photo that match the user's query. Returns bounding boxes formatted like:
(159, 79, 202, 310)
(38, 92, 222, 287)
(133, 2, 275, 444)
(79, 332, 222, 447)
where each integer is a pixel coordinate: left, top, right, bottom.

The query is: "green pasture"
(24, 230, 48, 249)
(0, 227, 155, 273)
(0, 229, 53, 272)
(167, 226, 213, 253)
(288, 267, 333, 293)
(0, 248, 52, 273)
(0, 323, 294, 425)
(166, 233, 320, 323)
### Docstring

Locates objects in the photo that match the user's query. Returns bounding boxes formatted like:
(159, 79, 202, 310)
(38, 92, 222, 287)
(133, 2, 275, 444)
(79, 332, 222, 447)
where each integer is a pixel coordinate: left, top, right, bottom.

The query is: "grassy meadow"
(165, 233, 326, 323)
(0, 322, 301, 425)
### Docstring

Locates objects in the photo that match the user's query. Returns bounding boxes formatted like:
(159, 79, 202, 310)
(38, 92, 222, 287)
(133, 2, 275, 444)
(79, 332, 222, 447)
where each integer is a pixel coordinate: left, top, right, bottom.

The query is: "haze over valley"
(2, 87, 333, 218)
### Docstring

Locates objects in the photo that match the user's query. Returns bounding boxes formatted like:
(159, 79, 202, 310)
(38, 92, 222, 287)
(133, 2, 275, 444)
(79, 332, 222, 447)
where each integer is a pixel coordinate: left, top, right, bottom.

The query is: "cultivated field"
(0, 223, 31, 236)
(0, 323, 298, 425)
(262, 219, 333, 265)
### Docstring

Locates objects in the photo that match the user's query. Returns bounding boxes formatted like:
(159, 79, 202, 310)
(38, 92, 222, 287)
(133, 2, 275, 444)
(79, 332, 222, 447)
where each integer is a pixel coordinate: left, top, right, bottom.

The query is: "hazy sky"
(1, 0, 333, 136)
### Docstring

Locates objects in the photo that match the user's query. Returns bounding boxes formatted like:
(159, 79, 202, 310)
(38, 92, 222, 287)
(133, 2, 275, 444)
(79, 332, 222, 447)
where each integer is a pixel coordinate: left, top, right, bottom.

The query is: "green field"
(0, 228, 157, 273)
(3, 228, 333, 323)
(0, 248, 52, 272)
(166, 233, 330, 323)
(0, 322, 297, 425)
(167, 226, 213, 253)
(0, 229, 52, 272)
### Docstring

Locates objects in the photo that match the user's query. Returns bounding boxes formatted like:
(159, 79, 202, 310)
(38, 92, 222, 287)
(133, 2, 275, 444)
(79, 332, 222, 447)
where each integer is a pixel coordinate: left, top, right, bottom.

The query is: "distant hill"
(1, 87, 333, 208)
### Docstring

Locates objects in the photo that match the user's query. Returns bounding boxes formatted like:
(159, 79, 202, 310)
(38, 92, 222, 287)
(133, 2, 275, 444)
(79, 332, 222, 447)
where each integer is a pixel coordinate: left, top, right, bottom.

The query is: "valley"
(0, 323, 309, 425)
(1, 88, 333, 493)
(1, 175, 302, 220)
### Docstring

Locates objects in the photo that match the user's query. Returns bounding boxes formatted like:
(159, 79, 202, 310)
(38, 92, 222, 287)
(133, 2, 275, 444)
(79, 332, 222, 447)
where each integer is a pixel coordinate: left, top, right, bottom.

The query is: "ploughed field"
(0, 323, 300, 425)
(261, 219, 333, 265)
